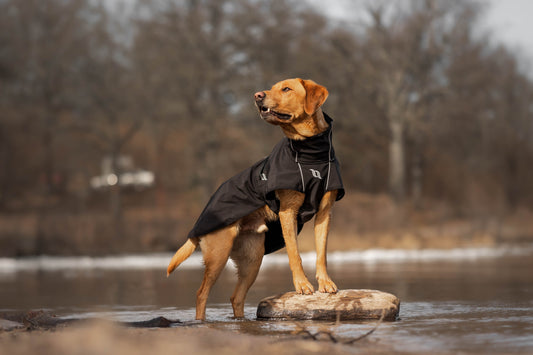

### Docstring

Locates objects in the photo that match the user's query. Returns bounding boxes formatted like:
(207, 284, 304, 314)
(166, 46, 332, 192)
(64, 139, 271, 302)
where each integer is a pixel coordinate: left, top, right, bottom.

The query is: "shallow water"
(1, 246, 533, 354)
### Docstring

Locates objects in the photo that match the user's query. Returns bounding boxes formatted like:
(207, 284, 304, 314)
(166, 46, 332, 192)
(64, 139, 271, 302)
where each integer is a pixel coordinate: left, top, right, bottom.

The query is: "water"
(1, 246, 533, 354)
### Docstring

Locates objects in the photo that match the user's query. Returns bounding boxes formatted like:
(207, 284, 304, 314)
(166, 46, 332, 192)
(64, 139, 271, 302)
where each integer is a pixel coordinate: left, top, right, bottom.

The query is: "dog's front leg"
(315, 190, 338, 293)
(277, 189, 314, 295)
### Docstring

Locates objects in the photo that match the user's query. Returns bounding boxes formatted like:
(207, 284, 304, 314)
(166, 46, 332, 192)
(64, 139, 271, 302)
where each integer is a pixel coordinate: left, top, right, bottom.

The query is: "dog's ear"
(300, 79, 329, 115)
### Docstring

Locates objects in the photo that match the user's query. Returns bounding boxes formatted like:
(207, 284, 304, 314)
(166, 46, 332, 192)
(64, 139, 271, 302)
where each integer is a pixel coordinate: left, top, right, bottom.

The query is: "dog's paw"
(294, 278, 315, 295)
(317, 277, 338, 294)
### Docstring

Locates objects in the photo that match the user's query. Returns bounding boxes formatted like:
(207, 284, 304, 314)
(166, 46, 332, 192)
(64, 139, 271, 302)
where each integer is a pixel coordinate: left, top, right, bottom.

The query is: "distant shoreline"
(1, 245, 532, 274)
(2, 193, 533, 258)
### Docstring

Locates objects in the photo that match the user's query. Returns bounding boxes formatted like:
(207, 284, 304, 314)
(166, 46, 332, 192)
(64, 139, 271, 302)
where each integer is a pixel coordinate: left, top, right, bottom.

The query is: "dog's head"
(254, 78, 328, 126)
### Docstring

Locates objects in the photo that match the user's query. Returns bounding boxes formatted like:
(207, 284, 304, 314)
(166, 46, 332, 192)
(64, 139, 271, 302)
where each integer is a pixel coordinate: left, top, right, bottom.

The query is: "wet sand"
(0, 319, 397, 355)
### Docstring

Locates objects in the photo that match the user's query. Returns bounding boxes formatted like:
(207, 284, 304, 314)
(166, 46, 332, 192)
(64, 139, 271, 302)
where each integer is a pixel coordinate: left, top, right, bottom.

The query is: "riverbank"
(1, 193, 532, 257)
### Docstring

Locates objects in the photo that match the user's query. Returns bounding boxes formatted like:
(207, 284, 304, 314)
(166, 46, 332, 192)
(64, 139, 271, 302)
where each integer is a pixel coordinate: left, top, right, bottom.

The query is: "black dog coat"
(187, 113, 344, 254)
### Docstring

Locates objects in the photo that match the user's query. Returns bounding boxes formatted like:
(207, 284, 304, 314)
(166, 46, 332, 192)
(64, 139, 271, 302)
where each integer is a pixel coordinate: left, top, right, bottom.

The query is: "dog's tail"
(167, 237, 199, 277)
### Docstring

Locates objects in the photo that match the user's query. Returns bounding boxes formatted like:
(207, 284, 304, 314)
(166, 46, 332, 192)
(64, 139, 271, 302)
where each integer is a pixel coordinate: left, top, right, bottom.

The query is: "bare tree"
(0, 0, 94, 197)
(357, 0, 480, 202)
(74, 4, 145, 238)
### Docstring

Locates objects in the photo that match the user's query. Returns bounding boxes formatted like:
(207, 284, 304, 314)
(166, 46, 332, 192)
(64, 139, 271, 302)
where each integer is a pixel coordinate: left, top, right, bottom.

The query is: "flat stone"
(256, 289, 400, 321)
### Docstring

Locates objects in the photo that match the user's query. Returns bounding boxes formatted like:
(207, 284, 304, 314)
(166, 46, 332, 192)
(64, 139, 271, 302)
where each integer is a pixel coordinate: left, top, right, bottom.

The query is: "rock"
(256, 289, 400, 321)
(0, 319, 24, 331)
(0, 311, 183, 332)
(123, 316, 182, 328)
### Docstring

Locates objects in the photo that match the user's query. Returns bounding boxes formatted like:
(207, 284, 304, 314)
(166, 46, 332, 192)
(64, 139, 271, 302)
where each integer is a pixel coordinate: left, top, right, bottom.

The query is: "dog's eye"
(282, 87, 292, 92)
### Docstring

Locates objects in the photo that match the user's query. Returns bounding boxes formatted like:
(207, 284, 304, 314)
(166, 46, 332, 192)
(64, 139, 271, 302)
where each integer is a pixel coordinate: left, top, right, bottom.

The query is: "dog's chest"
(258, 137, 342, 225)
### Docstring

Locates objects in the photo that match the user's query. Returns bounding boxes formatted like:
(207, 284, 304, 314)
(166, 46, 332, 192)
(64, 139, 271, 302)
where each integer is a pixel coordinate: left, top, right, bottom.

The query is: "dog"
(167, 78, 344, 320)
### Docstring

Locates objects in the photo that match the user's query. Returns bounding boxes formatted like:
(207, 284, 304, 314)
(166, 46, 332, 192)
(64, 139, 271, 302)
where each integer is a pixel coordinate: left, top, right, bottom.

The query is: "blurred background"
(1, 0, 532, 257)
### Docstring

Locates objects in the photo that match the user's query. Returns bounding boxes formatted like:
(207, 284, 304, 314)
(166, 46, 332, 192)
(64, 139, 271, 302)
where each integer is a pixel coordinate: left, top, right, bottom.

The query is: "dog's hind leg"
(229, 232, 265, 318)
(195, 223, 239, 320)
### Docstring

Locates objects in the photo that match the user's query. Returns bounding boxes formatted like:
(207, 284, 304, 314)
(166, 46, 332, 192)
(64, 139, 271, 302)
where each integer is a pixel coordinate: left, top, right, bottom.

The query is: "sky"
(308, 0, 533, 73)
(483, 0, 533, 62)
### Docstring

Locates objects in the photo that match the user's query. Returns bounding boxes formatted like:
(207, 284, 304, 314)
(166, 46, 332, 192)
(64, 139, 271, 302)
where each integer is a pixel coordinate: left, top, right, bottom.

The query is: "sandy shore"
(0, 320, 398, 355)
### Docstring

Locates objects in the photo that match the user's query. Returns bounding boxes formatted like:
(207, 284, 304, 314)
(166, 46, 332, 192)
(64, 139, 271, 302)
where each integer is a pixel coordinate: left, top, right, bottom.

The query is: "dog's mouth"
(258, 105, 292, 121)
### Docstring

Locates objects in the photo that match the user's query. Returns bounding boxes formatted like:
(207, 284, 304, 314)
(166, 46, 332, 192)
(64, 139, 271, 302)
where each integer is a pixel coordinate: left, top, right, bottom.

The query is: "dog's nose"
(254, 91, 265, 101)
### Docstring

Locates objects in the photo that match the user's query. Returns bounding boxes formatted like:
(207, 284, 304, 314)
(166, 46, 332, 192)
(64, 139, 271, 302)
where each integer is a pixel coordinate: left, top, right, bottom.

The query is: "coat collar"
(287, 113, 335, 164)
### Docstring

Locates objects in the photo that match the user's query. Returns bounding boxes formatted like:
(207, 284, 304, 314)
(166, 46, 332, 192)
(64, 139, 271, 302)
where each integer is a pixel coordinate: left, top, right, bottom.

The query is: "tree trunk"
(389, 120, 405, 202)
(109, 150, 123, 240)
(0, 125, 7, 208)
(411, 150, 423, 208)
(43, 113, 56, 194)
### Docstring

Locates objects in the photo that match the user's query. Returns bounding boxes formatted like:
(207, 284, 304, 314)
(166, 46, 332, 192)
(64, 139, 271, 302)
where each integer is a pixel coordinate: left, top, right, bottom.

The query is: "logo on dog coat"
(309, 169, 322, 179)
